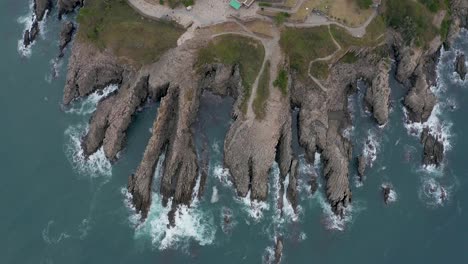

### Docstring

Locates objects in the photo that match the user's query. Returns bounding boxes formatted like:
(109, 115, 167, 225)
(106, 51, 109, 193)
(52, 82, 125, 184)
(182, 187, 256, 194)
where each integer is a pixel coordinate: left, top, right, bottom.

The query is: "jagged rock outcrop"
(365, 60, 391, 125)
(22, 0, 52, 47)
(446, 0, 468, 47)
(82, 74, 150, 161)
(290, 54, 379, 216)
(224, 89, 291, 201)
(357, 155, 366, 182)
(421, 128, 444, 167)
(403, 65, 437, 123)
(62, 41, 127, 105)
(57, 0, 83, 19)
(455, 53, 466, 80)
(395, 46, 422, 86)
(128, 38, 209, 218)
(381, 184, 392, 205)
(274, 236, 283, 264)
(23, 21, 39, 47)
(58, 21, 75, 58)
(286, 159, 298, 212)
(277, 116, 293, 179)
(34, 0, 52, 21)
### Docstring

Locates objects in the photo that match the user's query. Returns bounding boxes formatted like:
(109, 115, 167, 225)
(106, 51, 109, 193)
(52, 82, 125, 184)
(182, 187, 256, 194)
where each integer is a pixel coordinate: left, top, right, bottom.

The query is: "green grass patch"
(384, 0, 438, 47)
(419, 0, 448, 13)
(259, 2, 273, 7)
(280, 26, 336, 78)
(274, 69, 288, 95)
(356, 0, 373, 9)
(253, 61, 271, 119)
(77, 0, 183, 66)
(340, 51, 359, 63)
(330, 15, 385, 49)
(275, 12, 291, 25)
(197, 35, 265, 115)
(309, 61, 329, 80)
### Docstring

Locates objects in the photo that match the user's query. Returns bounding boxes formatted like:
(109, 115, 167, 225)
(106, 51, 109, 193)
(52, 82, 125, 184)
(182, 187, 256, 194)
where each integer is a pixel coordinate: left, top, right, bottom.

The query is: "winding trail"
(307, 25, 342, 91)
(126, 0, 381, 112)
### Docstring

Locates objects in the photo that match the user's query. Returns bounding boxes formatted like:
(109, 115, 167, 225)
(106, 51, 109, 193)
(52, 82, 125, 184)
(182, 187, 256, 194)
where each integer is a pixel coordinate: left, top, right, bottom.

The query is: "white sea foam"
(418, 178, 451, 208)
(213, 164, 232, 187)
(313, 191, 364, 231)
(299, 232, 307, 241)
(280, 172, 301, 222)
(42, 220, 70, 245)
(78, 218, 91, 240)
(16, 0, 35, 57)
(64, 124, 112, 178)
(135, 195, 216, 250)
(237, 191, 270, 222)
(212, 140, 221, 154)
(381, 183, 397, 204)
(210, 186, 219, 203)
(362, 130, 380, 168)
(66, 84, 119, 115)
(263, 246, 275, 264)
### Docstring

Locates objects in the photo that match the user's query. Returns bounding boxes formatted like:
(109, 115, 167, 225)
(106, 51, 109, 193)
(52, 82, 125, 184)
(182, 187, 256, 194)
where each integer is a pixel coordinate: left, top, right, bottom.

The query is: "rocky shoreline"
(51, 0, 468, 232)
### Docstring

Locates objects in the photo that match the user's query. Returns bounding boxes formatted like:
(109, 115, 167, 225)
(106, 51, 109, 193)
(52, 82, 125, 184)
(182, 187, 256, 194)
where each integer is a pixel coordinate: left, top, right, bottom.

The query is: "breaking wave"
(124, 152, 215, 251)
(125, 190, 216, 251)
(210, 186, 219, 203)
(65, 84, 119, 115)
(362, 130, 381, 168)
(64, 124, 112, 178)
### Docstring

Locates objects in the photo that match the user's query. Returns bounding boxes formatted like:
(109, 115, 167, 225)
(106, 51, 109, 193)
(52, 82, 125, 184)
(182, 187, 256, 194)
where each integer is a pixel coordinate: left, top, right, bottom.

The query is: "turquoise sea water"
(1, 1, 468, 263)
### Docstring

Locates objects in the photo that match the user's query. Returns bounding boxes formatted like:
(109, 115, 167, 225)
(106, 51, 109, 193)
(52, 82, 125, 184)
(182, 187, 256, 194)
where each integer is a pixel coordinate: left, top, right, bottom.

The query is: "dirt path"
(307, 25, 342, 91)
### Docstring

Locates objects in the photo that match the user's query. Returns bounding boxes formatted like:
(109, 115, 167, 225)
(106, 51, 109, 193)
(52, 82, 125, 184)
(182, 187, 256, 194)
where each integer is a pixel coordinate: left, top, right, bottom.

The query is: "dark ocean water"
(1, 1, 468, 263)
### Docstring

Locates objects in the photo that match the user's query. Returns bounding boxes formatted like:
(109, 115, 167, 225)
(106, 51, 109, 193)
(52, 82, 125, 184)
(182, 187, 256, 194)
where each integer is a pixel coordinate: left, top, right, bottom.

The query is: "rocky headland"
(51, 0, 468, 238)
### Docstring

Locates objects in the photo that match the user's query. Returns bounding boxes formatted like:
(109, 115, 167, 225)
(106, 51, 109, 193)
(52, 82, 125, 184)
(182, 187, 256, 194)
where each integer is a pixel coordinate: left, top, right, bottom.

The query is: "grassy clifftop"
(77, 0, 183, 65)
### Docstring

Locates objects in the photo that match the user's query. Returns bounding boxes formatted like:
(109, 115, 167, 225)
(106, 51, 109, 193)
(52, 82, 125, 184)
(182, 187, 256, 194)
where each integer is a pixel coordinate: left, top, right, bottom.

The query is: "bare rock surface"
(290, 54, 379, 216)
(57, 0, 83, 19)
(421, 128, 444, 167)
(455, 53, 466, 80)
(357, 155, 366, 182)
(83, 75, 150, 161)
(286, 159, 299, 212)
(224, 84, 291, 201)
(63, 41, 127, 105)
(365, 60, 390, 125)
(403, 66, 436, 123)
(274, 236, 283, 264)
(59, 21, 75, 58)
(34, 0, 52, 21)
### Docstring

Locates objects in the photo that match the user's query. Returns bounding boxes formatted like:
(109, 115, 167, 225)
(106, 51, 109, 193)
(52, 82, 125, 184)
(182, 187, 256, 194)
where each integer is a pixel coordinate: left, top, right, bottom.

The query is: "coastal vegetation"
(197, 35, 265, 115)
(253, 62, 271, 119)
(309, 61, 329, 80)
(77, 0, 183, 65)
(274, 69, 288, 95)
(279, 26, 336, 78)
(384, 0, 438, 46)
